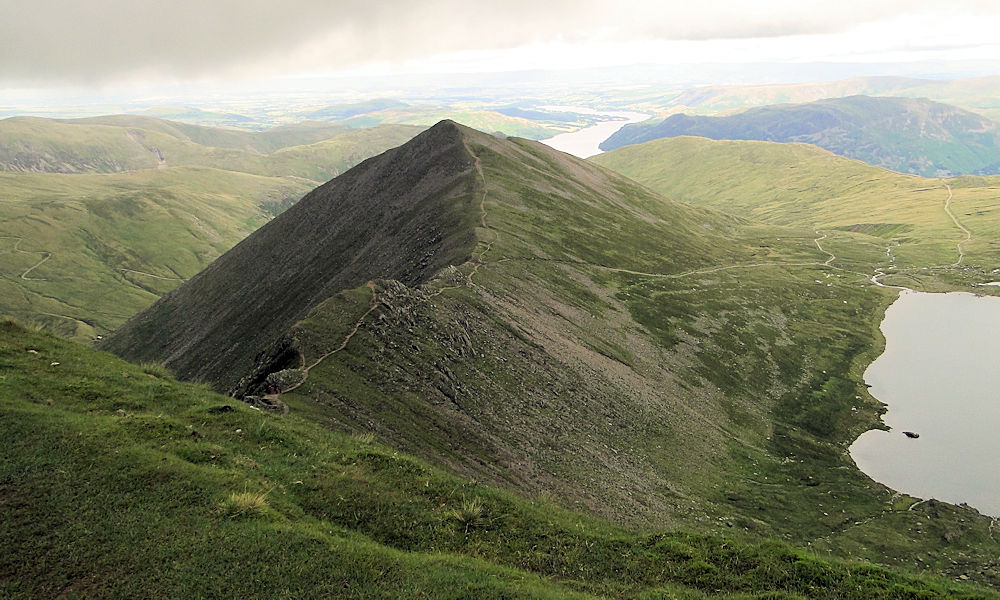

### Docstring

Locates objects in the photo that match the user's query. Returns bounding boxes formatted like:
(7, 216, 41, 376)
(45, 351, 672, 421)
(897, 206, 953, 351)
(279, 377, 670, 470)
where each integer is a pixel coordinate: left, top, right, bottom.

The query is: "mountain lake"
(850, 289, 1000, 517)
(539, 107, 649, 158)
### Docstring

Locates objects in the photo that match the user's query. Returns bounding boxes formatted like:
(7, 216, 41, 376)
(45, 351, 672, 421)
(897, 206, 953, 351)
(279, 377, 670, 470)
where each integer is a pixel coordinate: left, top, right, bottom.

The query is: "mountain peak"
(100, 120, 484, 390)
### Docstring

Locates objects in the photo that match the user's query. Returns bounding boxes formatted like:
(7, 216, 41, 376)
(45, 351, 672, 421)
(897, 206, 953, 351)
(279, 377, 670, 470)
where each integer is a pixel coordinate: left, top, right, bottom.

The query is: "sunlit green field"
(592, 136, 1000, 288)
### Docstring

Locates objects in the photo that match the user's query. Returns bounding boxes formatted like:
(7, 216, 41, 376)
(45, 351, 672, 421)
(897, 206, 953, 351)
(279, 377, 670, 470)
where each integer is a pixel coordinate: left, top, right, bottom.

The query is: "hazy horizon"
(4, 1, 1000, 115)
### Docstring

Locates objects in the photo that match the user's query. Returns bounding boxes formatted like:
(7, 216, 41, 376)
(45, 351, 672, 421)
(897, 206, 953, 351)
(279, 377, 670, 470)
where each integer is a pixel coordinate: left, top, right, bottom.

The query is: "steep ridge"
(102, 121, 1000, 583)
(101, 121, 482, 391)
(102, 119, 778, 516)
(601, 96, 1000, 177)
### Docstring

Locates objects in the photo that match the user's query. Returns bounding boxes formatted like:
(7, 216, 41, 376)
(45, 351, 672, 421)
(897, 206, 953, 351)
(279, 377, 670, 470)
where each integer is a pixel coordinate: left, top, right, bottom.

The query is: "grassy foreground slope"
(600, 97, 1000, 177)
(3, 320, 995, 599)
(592, 136, 1000, 289)
(103, 122, 1000, 585)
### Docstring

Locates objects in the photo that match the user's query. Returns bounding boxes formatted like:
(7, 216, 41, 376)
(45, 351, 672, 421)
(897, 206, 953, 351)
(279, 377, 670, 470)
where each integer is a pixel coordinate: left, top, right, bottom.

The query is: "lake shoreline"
(539, 107, 649, 158)
(850, 290, 1000, 517)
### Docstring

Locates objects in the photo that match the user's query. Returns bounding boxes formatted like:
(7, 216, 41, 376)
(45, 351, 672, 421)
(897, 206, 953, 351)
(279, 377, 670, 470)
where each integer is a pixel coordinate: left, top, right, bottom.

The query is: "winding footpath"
(1, 236, 52, 281)
(872, 184, 970, 288)
(942, 184, 970, 267)
(264, 281, 380, 411)
(118, 268, 185, 281)
(500, 230, 848, 281)
(463, 138, 498, 286)
(813, 230, 836, 266)
(424, 144, 496, 300)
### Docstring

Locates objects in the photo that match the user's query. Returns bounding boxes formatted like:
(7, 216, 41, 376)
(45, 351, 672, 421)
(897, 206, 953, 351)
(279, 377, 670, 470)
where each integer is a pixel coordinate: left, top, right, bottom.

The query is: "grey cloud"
(0, 0, 993, 86)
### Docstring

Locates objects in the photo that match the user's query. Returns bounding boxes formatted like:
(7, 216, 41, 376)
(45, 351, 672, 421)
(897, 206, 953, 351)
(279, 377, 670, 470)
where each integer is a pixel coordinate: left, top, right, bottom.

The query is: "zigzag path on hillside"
(872, 184, 971, 288)
(263, 281, 380, 412)
(813, 230, 836, 266)
(0, 236, 52, 281)
(942, 184, 970, 267)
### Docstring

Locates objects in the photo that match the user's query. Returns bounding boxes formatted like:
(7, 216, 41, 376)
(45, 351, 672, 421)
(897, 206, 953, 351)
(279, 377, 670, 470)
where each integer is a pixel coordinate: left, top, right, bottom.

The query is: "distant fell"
(601, 96, 1000, 177)
(647, 75, 1000, 122)
(0, 115, 421, 176)
(592, 135, 1000, 270)
(304, 98, 409, 120)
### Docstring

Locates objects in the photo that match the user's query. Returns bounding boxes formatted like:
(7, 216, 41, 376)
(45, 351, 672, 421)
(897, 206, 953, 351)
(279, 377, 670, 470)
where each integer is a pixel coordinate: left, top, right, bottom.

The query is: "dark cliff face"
(100, 120, 482, 390)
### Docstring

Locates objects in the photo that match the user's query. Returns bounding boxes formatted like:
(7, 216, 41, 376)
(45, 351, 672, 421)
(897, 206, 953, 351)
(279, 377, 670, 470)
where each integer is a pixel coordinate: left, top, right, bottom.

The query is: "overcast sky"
(3, 0, 1000, 91)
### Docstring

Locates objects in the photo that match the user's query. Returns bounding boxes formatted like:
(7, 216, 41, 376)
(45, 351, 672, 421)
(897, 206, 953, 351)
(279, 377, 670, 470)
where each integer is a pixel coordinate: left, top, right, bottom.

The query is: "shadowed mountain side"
(100, 121, 482, 391)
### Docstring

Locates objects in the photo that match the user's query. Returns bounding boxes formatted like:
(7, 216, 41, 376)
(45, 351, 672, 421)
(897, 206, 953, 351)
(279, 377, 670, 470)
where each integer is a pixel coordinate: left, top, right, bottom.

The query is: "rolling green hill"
(6, 320, 996, 598)
(0, 116, 425, 340)
(68, 115, 350, 152)
(0, 115, 422, 178)
(600, 96, 1000, 177)
(0, 167, 314, 340)
(591, 135, 1000, 286)
(102, 121, 1000, 587)
(653, 76, 1000, 117)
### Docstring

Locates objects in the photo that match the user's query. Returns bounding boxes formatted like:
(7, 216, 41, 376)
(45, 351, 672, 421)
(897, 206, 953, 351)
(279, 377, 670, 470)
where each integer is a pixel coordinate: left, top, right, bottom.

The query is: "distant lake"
(850, 290, 1000, 517)
(539, 107, 649, 158)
